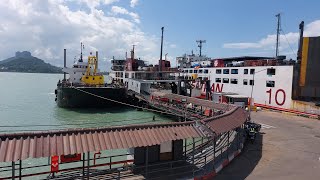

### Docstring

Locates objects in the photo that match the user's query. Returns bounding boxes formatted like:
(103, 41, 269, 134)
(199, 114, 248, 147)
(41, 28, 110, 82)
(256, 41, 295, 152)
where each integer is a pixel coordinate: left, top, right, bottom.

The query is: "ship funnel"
(64, 49, 66, 80)
(297, 21, 304, 63)
(96, 51, 98, 70)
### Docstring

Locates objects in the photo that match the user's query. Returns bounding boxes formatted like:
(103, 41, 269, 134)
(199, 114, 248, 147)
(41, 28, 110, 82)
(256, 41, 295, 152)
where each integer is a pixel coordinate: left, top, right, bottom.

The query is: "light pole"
(249, 67, 273, 121)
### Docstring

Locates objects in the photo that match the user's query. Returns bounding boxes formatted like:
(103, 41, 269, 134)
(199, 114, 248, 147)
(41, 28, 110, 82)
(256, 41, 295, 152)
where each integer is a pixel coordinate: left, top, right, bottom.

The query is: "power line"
(72, 87, 184, 117)
(281, 29, 297, 58)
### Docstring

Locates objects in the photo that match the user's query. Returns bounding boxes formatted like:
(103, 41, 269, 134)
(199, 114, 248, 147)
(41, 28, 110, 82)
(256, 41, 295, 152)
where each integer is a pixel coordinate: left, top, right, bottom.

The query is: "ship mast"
(275, 13, 281, 57)
(196, 40, 206, 57)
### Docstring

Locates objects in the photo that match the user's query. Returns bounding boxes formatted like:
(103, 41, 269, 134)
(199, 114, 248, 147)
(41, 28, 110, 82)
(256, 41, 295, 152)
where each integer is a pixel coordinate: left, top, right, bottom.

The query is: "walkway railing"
(0, 127, 245, 179)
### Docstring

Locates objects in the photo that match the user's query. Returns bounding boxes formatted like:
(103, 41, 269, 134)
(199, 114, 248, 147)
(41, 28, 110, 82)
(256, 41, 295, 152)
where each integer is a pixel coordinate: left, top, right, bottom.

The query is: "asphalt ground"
(214, 110, 320, 180)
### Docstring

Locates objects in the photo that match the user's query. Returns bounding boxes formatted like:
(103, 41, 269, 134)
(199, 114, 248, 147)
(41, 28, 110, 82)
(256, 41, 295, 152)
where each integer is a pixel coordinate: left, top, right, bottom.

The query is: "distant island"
(0, 51, 62, 73)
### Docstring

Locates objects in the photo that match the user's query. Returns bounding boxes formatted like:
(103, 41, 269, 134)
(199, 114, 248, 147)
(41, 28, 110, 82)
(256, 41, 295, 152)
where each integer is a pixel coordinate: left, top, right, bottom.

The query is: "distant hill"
(0, 51, 62, 73)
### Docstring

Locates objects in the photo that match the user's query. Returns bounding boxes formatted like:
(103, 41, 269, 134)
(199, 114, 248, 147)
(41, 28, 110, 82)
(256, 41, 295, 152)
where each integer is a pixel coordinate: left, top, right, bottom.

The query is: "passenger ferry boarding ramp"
(0, 93, 249, 179)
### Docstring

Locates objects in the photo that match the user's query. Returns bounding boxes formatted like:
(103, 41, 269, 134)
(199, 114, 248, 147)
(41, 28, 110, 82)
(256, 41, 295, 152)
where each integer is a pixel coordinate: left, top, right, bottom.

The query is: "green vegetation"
(0, 52, 62, 73)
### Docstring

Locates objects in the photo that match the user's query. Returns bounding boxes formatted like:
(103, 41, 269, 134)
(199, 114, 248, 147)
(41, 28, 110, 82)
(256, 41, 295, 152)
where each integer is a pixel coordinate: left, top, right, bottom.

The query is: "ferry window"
(244, 69, 248, 74)
(250, 69, 255, 74)
(250, 80, 254, 85)
(199, 69, 203, 73)
(243, 79, 248, 85)
(266, 80, 275, 87)
(216, 69, 222, 74)
(231, 79, 238, 84)
(223, 78, 229, 83)
(267, 68, 276, 75)
(204, 69, 209, 74)
(194, 70, 198, 73)
(223, 69, 229, 74)
(231, 69, 238, 74)
(125, 73, 129, 78)
(216, 78, 221, 83)
(189, 70, 193, 73)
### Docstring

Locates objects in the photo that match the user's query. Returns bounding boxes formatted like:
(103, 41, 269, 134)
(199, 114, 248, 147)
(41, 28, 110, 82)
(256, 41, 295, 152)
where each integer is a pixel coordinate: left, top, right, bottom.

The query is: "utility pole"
(275, 13, 281, 57)
(196, 40, 206, 57)
(159, 27, 164, 74)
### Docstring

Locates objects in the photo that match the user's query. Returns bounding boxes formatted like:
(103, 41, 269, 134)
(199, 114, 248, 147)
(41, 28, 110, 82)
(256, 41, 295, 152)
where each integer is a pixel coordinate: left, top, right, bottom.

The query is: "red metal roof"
(0, 93, 249, 163)
(202, 107, 248, 134)
(0, 122, 202, 162)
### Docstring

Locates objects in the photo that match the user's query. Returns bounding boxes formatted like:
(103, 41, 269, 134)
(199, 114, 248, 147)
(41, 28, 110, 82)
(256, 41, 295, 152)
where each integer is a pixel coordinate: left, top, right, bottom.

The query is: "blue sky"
(136, 0, 320, 59)
(0, 0, 320, 68)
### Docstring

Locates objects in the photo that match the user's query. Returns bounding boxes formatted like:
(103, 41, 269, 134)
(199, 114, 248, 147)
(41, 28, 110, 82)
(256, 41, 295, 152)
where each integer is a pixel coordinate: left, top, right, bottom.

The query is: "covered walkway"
(0, 93, 249, 179)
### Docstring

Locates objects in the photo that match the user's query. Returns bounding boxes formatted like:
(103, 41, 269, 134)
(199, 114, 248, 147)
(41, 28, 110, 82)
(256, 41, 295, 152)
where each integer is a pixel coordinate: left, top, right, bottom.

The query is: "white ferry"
(110, 22, 320, 116)
(178, 34, 320, 115)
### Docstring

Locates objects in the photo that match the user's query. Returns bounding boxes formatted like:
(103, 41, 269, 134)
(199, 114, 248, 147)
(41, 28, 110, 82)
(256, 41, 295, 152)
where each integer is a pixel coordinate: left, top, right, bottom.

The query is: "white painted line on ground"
(260, 123, 276, 129)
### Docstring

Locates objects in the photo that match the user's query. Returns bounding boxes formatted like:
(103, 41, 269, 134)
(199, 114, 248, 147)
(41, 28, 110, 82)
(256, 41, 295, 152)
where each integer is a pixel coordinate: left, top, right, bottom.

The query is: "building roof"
(0, 122, 203, 162)
(202, 107, 248, 134)
(214, 56, 275, 61)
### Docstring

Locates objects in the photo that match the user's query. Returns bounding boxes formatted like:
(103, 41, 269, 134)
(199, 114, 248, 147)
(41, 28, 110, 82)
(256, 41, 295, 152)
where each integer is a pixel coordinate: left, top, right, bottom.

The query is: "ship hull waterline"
(55, 87, 127, 108)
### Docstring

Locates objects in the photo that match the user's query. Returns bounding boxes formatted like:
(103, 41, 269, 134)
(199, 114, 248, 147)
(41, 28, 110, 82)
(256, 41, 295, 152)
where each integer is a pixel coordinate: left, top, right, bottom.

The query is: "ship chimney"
(159, 27, 164, 74)
(96, 51, 98, 70)
(297, 21, 304, 63)
(64, 49, 66, 80)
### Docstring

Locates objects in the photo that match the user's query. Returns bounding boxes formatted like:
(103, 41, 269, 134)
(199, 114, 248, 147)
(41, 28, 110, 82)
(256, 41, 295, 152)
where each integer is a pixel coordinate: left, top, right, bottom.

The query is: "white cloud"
(0, 0, 159, 69)
(130, 0, 138, 8)
(103, 0, 119, 5)
(111, 6, 140, 23)
(304, 20, 320, 37)
(223, 20, 320, 52)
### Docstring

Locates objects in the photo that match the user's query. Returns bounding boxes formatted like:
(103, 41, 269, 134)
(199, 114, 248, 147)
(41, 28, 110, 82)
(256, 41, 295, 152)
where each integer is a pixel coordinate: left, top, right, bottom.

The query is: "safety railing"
(0, 128, 245, 180)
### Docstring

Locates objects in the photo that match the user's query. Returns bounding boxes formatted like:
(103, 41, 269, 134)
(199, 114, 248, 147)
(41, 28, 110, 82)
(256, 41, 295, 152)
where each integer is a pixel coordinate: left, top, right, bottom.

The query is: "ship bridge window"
(199, 69, 203, 73)
(216, 69, 222, 74)
(250, 80, 254, 86)
(194, 70, 198, 73)
(266, 80, 275, 87)
(223, 78, 229, 83)
(216, 78, 221, 83)
(204, 69, 209, 74)
(223, 69, 229, 74)
(231, 69, 238, 74)
(250, 69, 255, 74)
(267, 68, 276, 75)
(244, 69, 248, 74)
(189, 70, 193, 73)
(231, 79, 238, 84)
(243, 79, 248, 85)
